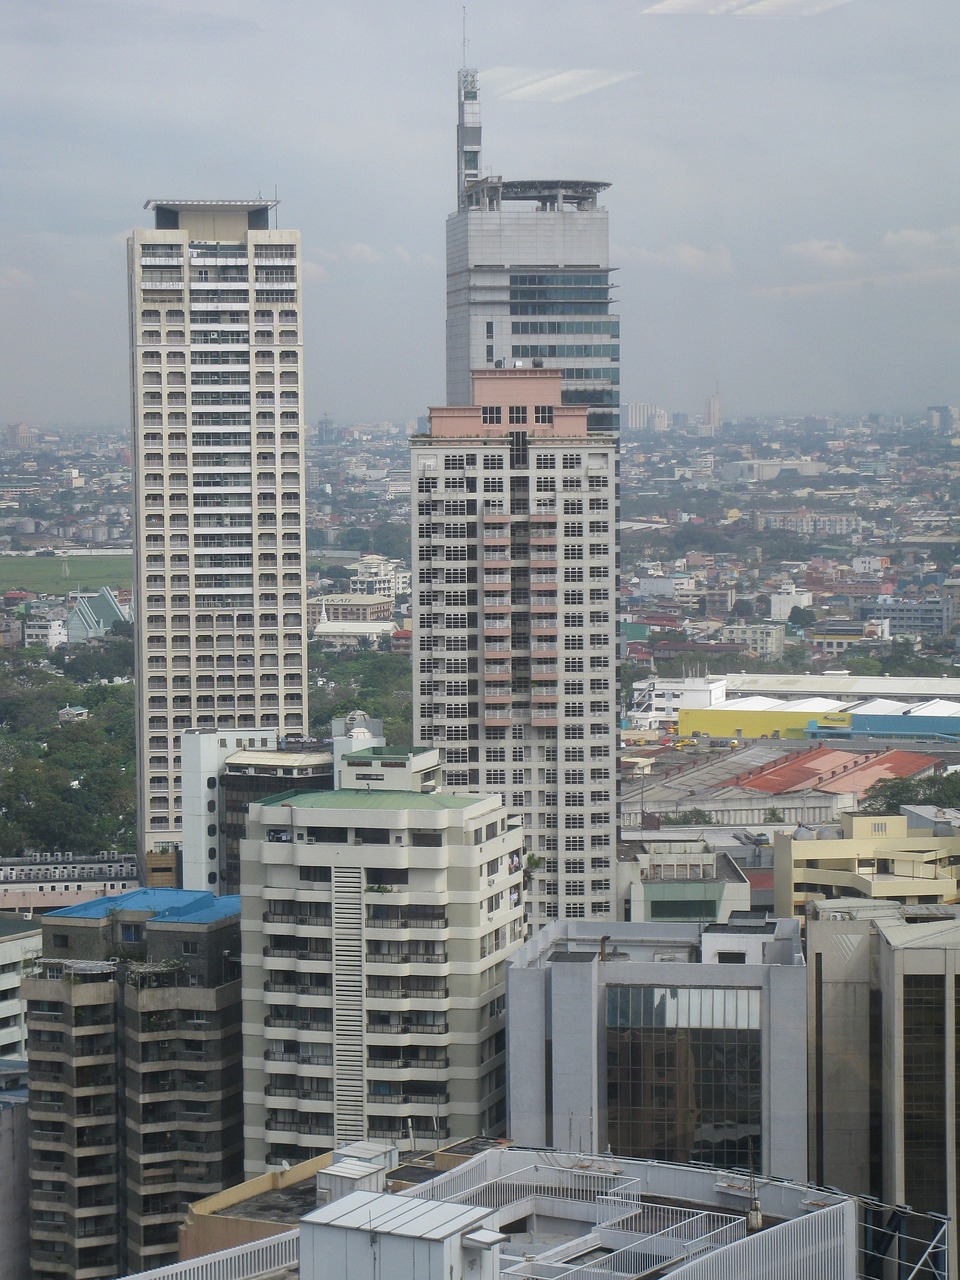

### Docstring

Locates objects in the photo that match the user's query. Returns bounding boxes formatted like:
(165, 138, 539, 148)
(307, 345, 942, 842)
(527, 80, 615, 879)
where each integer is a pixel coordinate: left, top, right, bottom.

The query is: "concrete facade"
(240, 747, 525, 1172)
(506, 917, 807, 1180)
(412, 367, 619, 922)
(0, 918, 41, 1059)
(129, 199, 307, 888)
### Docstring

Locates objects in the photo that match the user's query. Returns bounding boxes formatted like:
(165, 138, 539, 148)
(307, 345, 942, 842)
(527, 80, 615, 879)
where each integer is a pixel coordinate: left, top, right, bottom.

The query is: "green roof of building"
(262, 788, 482, 812)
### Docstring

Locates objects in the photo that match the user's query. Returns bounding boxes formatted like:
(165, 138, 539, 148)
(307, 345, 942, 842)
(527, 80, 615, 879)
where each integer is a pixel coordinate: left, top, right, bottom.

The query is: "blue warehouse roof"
(48, 888, 241, 925)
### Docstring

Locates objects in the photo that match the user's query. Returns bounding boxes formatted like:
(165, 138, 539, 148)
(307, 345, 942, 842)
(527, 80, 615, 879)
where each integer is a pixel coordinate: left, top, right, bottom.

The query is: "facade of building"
(0, 917, 41, 1060)
(718, 622, 786, 660)
(307, 594, 393, 624)
(346, 555, 411, 601)
(24, 890, 243, 1280)
(447, 70, 618, 433)
(23, 616, 67, 650)
(240, 745, 524, 1173)
(506, 916, 807, 1180)
(859, 595, 954, 636)
(616, 842, 751, 925)
(412, 367, 619, 920)
(0, 850, 139, 913)
(128, 199, 307, 888)
(773, 812, 960, 919)
(807, 898, 960, 1275)
(180, 727, 335, 895)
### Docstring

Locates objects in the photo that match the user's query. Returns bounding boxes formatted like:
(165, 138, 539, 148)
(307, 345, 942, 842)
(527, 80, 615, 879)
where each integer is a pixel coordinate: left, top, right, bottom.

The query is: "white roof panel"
(302, 1189, 491, 1239)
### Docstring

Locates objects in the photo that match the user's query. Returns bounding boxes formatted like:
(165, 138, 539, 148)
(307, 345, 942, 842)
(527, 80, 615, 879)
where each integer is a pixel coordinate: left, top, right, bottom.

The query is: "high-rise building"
(128, 199, 307, 888)
(446, 70, 619, 433)
(24, 889, 243, 1280)
(412, 367, 619, 920)
(807, 897, 960, 1274)
(240, 743, 524, 1172)
(507, 915, 807, 1179)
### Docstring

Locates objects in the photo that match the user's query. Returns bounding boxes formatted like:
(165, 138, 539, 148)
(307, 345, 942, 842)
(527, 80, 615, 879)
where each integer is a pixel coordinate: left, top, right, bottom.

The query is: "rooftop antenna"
(273, 185, 279, 229)
(462, 4, 468, 67)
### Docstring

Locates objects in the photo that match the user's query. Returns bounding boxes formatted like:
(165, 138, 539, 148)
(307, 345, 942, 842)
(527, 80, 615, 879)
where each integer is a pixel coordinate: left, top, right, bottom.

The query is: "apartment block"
(507, 916, 807, 1179)
(240, 745, 524, 1173)
(412, 367, 619, 920)
(128, 199, 307, 887)
(24, 890, 242, 1280)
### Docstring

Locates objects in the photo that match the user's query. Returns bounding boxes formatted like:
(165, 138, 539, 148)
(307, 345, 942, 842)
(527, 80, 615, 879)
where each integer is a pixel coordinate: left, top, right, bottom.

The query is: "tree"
(755, 594, 772, 618)
(788, 606, 817, 628)
(730, 598, 754, 620)
(661, 808, 714, 826)
(764, 806, 785, 823)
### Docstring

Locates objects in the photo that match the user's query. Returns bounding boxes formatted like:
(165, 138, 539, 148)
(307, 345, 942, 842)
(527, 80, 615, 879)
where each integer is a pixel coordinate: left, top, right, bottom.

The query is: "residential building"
(346, 555, 411, 601)
(769, 584, 814, 621)
(858, 594, 954, 636)
(0, 849, 139, 913)
(447, 70, 619, 433)
(506, 916, 807, 1179)
(24, 889, 243, 1280)
(718, 622, 786, 660)
(773, 811, 960, 920)
(807, 897, 960, 1276)
(0, 917, 41, 1059)
(129, 198, 307, 888)
(240, 743, 524, 1172)
(411, 366, 619, 921)
(809, 617, 890, 653)
(114, 1144, 951, 1280)
(180, 727, 335, 895)
(753, 508, 861, 537)
(22, 615, 67, 650)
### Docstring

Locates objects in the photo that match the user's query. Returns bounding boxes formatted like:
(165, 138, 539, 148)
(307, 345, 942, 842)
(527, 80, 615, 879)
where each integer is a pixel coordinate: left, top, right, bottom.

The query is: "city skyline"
(2, 0, 958, 427)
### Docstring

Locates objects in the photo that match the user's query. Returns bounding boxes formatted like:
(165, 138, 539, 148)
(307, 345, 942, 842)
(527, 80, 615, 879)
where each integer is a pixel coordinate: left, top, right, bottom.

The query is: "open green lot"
(0, 554, 133, 596)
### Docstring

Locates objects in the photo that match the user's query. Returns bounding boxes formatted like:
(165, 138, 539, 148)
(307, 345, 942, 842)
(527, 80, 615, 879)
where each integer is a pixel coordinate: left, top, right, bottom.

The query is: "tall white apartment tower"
(412, 367, 619, 923)
(129, 200, 307, 888)
(447, 71, 619, 434)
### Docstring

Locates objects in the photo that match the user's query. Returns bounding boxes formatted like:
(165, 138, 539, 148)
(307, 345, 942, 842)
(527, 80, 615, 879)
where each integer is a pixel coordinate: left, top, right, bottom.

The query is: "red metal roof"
(736, 746, 938, 799)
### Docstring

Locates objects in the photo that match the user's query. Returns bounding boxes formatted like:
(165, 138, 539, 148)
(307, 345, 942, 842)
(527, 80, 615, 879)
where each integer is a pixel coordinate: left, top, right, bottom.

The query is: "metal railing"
(116, 1229, 298, 1280)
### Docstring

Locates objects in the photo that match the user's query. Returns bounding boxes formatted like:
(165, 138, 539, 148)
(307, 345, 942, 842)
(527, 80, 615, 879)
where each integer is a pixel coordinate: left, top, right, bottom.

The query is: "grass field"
(0, 554, 133, 595)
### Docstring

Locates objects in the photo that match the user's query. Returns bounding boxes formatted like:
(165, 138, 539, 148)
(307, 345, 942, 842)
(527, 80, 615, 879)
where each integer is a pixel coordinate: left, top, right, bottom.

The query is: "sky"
(1, 0, 958, 426)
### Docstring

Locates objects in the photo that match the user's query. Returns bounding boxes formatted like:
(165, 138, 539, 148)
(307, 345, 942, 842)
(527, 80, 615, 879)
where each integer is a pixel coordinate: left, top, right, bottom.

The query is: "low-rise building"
(0, 849, 139, 913)
(718, 622, 786, 660)
(507, 916, 807, 1179)
(240, 744, 525, 1172)
(773, 811, 960, 920)
(859, 594, 954, 636)
(616, 839, 751, 924)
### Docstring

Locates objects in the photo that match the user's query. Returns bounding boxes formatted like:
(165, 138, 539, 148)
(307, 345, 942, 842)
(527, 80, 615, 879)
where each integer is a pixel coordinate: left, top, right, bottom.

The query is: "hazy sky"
(1, 0, 958, 426)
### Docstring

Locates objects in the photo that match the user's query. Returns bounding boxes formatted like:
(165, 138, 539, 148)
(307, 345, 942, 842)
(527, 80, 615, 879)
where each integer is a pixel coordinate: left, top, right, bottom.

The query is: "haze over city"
(2, 0, 958, 422)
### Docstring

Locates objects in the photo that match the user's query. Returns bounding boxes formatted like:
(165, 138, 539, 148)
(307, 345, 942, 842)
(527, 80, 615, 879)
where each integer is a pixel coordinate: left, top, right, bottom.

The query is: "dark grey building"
(25, 890, 242, 1280)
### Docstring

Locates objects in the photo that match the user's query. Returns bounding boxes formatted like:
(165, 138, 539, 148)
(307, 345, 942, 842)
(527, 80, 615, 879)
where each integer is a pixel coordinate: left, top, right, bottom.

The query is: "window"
(534, 405, 554, 424)
(481, 406, 502, 425)
(182, 940, 199, 956)
(509, 405, 528, 425)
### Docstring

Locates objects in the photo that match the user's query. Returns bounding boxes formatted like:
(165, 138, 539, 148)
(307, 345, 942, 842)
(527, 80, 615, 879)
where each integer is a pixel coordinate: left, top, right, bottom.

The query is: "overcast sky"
(2, 0, 958, 427)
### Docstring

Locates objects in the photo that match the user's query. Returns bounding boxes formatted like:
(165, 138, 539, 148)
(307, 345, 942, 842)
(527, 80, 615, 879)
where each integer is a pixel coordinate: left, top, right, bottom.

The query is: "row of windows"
(512, 320, 620, 336)
(512, 345, 619, 360)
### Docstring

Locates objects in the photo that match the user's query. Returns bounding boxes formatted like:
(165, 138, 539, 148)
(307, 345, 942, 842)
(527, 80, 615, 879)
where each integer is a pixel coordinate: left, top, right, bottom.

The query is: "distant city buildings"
(128, 198, 308, 888)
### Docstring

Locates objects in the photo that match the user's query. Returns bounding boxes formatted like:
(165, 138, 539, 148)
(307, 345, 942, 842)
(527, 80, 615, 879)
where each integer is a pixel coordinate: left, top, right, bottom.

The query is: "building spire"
(457, 65, 481, 209)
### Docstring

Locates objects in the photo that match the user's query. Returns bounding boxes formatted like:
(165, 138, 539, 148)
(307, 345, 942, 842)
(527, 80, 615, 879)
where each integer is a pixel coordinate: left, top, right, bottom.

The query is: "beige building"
(129, 199, 307, 888)
(0, 916, 41, 1059)
(240, 745, 524, 1173)
(719, 622, 786, 660)
(412, 367, 619, 923)
(773, 811, 960, 920)
(307, 594, 393, 625)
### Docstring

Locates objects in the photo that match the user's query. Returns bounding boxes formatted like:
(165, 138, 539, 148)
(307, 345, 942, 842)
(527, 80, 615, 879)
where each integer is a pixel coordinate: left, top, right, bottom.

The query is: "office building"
(447, 70, 619, 433)
(412, 366, 619, 920)
(808, 898, 960, 1276)
(24, 889, 243, 1280)
(128, 199, 307, 887)
(240, 743, 524, 1173)
(507, 916, 807, 1179)
(0, 1062, 29, 1280)
(858, 595, 954, 636)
